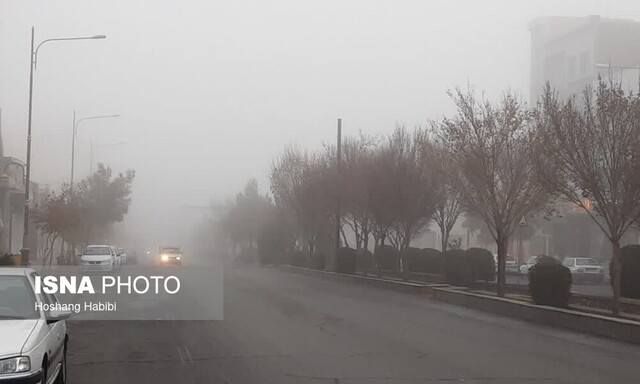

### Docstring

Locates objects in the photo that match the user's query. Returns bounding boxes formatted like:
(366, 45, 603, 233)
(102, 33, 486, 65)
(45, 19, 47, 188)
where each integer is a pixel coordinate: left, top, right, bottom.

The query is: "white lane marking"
(176, 346, 185, 365)
(183, 346, 194, 364)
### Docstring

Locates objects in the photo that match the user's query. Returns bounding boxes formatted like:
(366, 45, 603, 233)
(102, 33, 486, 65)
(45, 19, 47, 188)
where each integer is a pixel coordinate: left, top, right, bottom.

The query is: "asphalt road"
(68, 265, 639, 383)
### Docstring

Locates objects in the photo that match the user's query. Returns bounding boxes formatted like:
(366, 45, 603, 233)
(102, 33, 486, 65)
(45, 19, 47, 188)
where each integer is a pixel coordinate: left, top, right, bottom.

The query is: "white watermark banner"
(36, 264, 223, 321)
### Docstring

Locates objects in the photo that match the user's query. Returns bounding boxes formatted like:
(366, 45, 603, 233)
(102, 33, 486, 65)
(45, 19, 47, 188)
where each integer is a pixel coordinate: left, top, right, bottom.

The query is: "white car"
(493, 254, 519, 274)
(562, 257, 605, 283)
(80, 245, 117, 273)
(0, 268, 70, 384)
(519, 256, 541, 275)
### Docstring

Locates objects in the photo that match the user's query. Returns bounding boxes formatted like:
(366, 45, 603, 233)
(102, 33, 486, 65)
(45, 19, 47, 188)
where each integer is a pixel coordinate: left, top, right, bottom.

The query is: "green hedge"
(444, 249, 472, 285)
(336, 247, 357, 274)
(289, 251, 309, 268)
(310, 253, 326, 270)
(528, 256, 572, 308)
(466, 248, 495, 282)
(356, 249, 374, 271)
(257, 223, 286, 265)
(401, 247, 422, 272)
(611, 245, 640, 299)
(408, 248, 443, 274)
(375, 245, 399, 271)
(443, 248, 495, 286)
(0, 254, 13, 266)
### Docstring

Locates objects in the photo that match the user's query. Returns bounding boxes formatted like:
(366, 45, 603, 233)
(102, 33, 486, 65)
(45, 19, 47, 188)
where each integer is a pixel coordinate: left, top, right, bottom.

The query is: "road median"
(280, 265, 447, 295)
(279, 264, 640, 345)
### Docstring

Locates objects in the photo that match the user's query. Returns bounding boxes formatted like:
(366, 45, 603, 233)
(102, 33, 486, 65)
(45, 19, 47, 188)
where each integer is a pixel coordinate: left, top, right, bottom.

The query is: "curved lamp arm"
(34, 35, 106, 69)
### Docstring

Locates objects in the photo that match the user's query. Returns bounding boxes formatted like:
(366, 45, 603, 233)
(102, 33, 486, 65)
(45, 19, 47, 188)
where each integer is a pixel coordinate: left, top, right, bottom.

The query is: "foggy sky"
(1, 0, 639, 248)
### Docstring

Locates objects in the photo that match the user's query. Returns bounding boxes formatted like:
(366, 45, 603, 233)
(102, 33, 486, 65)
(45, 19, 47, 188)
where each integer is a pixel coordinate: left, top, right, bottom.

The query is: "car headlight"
(0, 356, 30, 374)
(161, 255, 169, 261)
(103, 259, 113, 265)
(176, 256, 181, 260)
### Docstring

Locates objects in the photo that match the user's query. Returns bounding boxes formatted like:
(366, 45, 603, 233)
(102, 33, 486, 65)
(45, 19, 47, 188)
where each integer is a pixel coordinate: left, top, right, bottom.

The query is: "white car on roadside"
(519, 256, 541, 275)
(562, 257, 605, 283)
(493, 254, 519, 274)
(80, 245, 117, 273)
(0, 267, 70, 384)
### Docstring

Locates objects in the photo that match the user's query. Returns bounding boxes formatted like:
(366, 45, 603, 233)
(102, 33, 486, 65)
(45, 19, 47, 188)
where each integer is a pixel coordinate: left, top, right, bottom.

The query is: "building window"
(568, 56, 576, 79)
(580, 51, 589, 75)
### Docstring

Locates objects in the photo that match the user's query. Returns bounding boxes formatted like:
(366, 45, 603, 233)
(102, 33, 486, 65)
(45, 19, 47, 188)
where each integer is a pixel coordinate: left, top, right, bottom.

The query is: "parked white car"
(80, 245, 117, 273)
(519, 256, 542, 275)
(0, 267, 69, 384)
(493, 254, 519, 274)
(562, 257, 605, 283)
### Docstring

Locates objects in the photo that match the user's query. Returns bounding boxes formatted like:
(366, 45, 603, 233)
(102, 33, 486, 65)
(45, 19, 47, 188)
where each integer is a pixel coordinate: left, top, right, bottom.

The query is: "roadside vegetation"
(30, 164, 135, 266)
(213, 81, 640, 315)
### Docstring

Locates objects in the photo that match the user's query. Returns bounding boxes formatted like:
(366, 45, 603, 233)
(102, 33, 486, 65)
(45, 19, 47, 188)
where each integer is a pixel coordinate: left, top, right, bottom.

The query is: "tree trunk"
(340, 227, 349, 248)
(496, 233, 508, 297)
(441, 227, 449, 253)
(611, 239, 622, 316)
(363, 231, 369, 253)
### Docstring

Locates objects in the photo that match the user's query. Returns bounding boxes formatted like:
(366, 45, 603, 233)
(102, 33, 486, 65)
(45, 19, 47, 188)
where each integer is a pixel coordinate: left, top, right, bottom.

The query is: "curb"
(432, 287, 640, 344)
(280, 265, 446, 296)
(279, 264, 640, 345)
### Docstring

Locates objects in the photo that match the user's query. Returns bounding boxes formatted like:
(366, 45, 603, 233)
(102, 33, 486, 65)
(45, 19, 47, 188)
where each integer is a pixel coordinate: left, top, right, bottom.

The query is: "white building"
(529, 15, 640, 103)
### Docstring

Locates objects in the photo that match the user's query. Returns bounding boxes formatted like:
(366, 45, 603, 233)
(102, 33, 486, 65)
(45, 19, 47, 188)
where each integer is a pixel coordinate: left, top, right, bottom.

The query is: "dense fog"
(2, 0, 640, 252)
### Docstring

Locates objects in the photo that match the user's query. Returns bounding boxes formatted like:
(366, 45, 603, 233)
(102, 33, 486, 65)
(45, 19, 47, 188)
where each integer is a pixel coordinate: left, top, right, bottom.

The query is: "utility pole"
(22, 27, 106, 266)
(22, 27, 35, 266)
(70, 110, 76, 193)
(335, 118, 342, 252)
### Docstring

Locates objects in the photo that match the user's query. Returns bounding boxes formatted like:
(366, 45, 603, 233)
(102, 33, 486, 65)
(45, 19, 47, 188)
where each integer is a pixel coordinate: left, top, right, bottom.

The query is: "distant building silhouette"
(529, 15, 640, 103)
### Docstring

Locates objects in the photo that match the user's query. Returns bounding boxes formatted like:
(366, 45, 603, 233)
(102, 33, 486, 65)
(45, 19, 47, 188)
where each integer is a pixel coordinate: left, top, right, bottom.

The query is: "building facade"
(529, 15, 640, 103)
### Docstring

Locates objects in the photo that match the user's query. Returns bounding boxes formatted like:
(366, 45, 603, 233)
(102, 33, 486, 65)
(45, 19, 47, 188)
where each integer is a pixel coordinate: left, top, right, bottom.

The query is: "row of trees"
(32, 164, 135, 265)
(216, 81, 640, 316)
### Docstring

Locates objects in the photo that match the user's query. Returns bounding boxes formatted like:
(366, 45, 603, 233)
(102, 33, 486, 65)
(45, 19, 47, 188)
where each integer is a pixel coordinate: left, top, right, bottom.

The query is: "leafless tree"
(438, 88, 550, 297)
(536, 81, 640, 315)
(341, 132, 379, 253)
(270, 146, 336, 262)
(368, 126, 438, 271)
(429, 138, 464, 252)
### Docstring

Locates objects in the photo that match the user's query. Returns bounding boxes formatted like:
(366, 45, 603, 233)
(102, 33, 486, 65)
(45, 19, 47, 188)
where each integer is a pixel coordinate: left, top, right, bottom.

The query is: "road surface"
(68, 265, 639, 383)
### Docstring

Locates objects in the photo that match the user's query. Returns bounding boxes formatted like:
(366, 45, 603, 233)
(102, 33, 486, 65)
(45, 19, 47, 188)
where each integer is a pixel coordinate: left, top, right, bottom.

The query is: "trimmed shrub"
(336, 247, 357, 274)
(355, 249, 374, 271)
(444, 248, 495, 286)
(466, 248, 495, 282)
(528, 257, 572, 308)
(257, 224, 286, 265)
(0, 254, 14, 266)
(408, 248, 443, 274)
(289, 251, 309, 268)
(310, 252, 326, 270)
(612, 245, 640, 299)
(444, 249, 473, 286)
(401, 247, 422, 272)
(375, 245, 399, 271)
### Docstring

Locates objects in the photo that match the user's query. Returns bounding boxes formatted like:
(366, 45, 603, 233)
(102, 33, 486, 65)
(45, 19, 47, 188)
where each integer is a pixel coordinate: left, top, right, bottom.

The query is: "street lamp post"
(90, 141, 125, 174)
(71, 112, 120, 193)
(22, 27, 106, 265)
